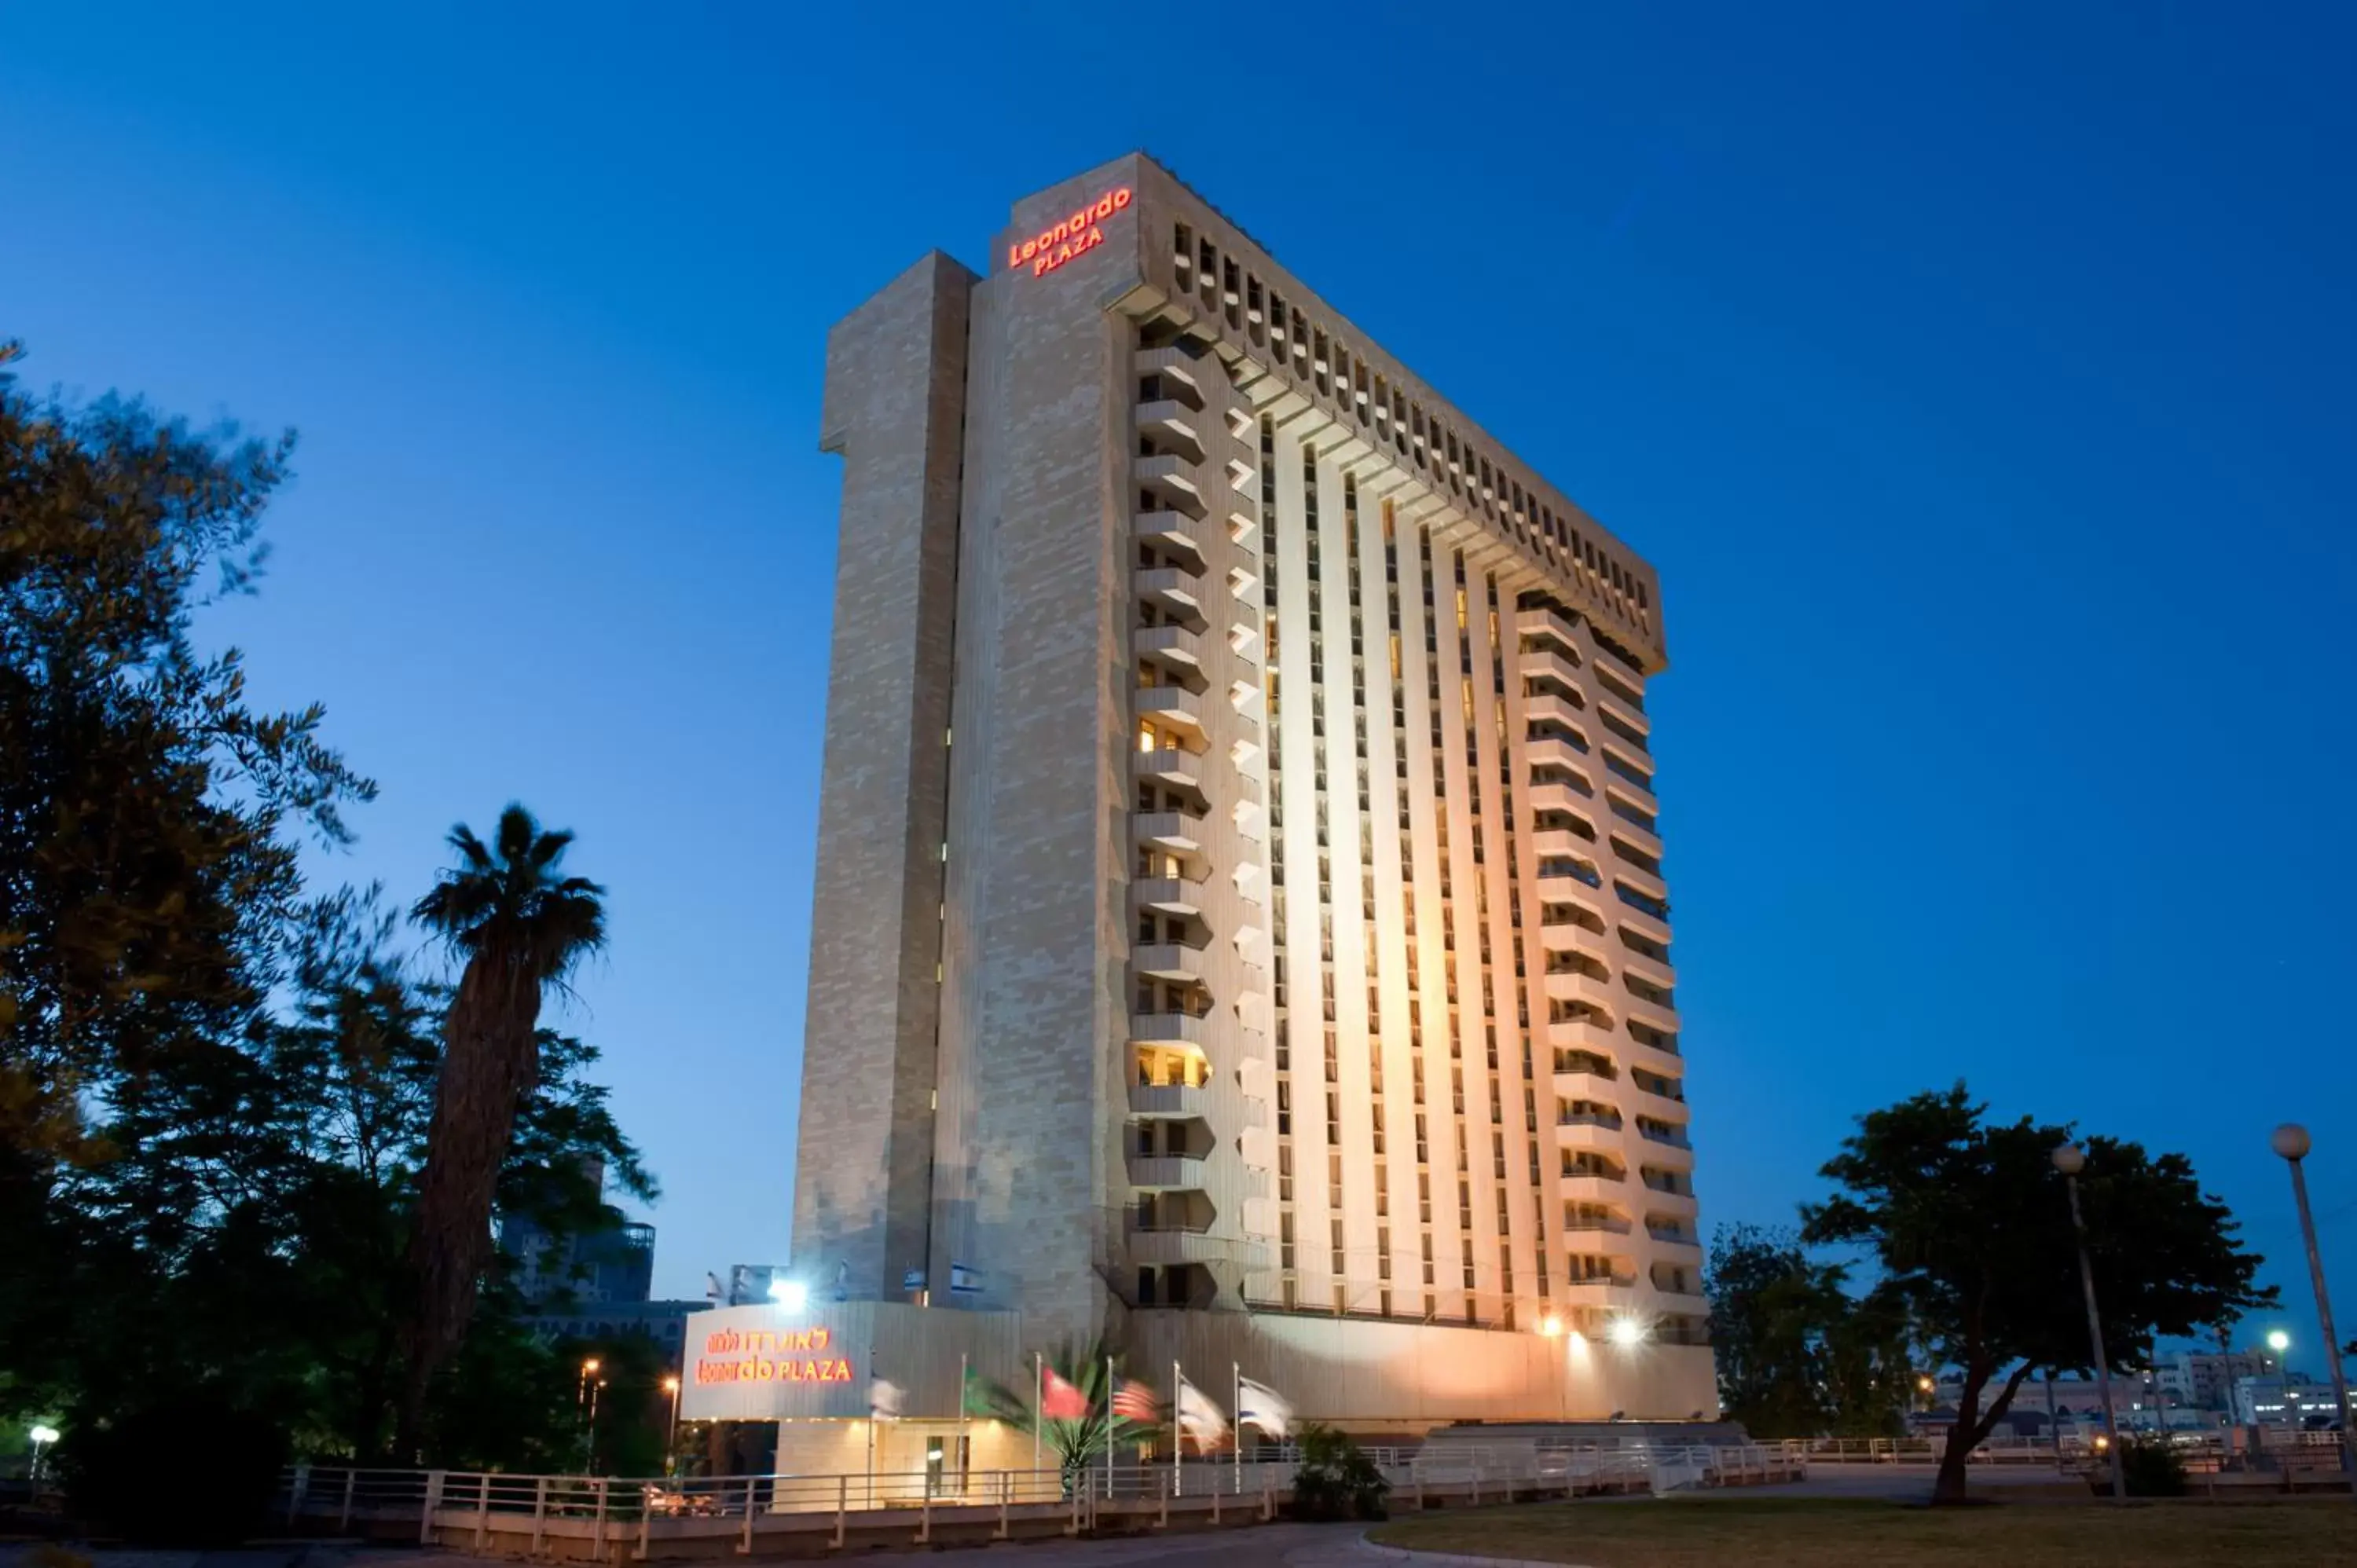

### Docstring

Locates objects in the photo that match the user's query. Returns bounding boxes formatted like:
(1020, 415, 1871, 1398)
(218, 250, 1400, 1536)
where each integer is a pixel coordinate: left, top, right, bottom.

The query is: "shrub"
(2112, 1435, 2189, 1498)
(57, 1394, 290, 1545)
(1289, 1423, 1390, 1520)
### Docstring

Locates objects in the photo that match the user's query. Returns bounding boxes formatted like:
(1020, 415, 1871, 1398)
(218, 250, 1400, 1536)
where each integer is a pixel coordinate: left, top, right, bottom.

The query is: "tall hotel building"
(794, 154, 1715, 1423)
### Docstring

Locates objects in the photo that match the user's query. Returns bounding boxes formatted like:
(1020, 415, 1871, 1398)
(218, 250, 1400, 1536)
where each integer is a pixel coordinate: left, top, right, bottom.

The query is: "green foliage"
(1802, 1083, 2272, 1502)
(0, 339, 657, 1481)
(1707, 1223, 1913, 1439)
(57, 1393, 288, 1545)
(966, 1340, 1153, 1487)
(2114, 1436, 2189, 1498)
(1288, 1424, 1388, 1520)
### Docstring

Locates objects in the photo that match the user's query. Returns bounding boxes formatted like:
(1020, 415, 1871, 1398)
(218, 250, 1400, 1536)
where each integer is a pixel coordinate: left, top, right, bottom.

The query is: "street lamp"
(2051, 1141, 2127, 1501)
(27, 1424, 58, 1480)
(662, 1376, 684, 1475)
(2271, 1123, 2356, 1493)
(2267, 1328, 2291, 1377)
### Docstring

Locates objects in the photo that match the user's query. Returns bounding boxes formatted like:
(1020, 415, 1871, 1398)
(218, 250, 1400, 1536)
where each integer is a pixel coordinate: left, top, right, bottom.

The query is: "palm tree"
(395, 804, 605, 1457)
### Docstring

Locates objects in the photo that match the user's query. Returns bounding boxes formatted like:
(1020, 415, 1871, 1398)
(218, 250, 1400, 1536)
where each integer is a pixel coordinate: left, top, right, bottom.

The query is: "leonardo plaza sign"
(1006, 186, 1133, 278)
(678, 1300, 1021, 1425)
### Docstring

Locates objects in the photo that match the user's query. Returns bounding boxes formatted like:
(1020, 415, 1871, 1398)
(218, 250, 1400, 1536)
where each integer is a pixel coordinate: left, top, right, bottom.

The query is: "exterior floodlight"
(769, 1277, 809, 1311)
(2268, 1329, 2291, 1354)
(1538, 1314, 1564, 1338)
(1608, 1316, 1648, 1349)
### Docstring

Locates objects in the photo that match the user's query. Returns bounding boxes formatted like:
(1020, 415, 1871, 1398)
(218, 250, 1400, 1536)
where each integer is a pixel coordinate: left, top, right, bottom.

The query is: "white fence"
(277, 1442, 1805, 1559)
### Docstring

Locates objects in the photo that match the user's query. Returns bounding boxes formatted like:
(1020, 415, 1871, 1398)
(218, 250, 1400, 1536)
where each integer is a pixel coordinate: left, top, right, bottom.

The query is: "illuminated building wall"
(795, 154, 1714, 1423)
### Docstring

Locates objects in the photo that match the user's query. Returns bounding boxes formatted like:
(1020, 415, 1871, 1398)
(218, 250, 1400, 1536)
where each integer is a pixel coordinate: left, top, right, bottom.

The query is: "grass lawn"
(1367, 1495, 2357, 1568)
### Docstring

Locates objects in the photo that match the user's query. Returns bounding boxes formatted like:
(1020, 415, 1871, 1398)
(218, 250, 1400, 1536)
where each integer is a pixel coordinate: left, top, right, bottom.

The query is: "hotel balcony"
(1129, 1081, 1208, 1119)
(1135, 622, 1205, 680)
(1134, 747, 1202, 797)
(1129, 1227, 1272, 1270)
(1131, 876, 1204, 918)
(1127, 1154, 1209, 1191)
(1135, 566, 1206, 628)
(1636, 1125, 1695, 1169)
(1546, 1017, 1622, 1057)
(1133, 809, 1205, 855)
(1600, 762, 1659, 817)
(1530, 827, 1599, 864)
(1607, 818, 1664, 864)
(1551, 1070, 1618, 1103)
(1556, 1116, 1627, 1155)
(1622, 990, 1681, 1034)
(1641, 1187, 1700, 1219)
(1543, 972, 1618, 1013)
(1128, 1012, 1208, 1050)
(1558, 1174, 1625, 1205)
(1516, 605, 1579, 653)
(1596, 687, 1650, 737)
(1527, 780, 1591, 818)
(1524, 692, 1587, 735)
(1646, 1225, 1703, 1257)
(1525, 735, 1593, 773)
(1135, 454, 1207, 518)
(1135, 401, 1204, 464)
(1135, 687, 1206, 742)
(1135, 510, 1210, 576)
(1132, 941, 1206, 984)
(1522, 646, 1583, 692)
(1559, 1278, 1640, 1307)
(1618, 950, 1676, 991)
(1135, 345, 1205, 403)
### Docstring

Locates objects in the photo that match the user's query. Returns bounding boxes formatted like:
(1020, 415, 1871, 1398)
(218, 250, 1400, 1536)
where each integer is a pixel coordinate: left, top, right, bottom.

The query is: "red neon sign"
(695, 1324, 852, 1387)
(1008, 186, 1134, 278)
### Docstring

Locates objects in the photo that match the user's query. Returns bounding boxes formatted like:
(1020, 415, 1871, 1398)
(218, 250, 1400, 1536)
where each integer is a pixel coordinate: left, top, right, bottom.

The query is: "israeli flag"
(1237, 1377, 1293, 1438)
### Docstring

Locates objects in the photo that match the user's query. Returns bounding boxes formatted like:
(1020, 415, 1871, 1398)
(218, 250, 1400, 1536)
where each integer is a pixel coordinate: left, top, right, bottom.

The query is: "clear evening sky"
(5, 5, 2351, 1361)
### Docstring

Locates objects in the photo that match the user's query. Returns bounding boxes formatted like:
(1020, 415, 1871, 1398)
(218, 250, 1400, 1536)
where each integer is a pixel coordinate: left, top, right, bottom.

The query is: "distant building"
(2172, 1349, 2284, 1412)
(526, 1298, 702, 1370)
(2232, 1374, 2330, 1427)
(496, 1159, 698, 1369)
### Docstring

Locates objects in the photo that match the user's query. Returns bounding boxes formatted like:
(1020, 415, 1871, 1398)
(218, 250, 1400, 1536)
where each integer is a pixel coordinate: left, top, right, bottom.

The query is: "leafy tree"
(400, 804, 607, 1456)
(1802, 1084, 2272, 1504)
(1288, 1424, 1388, 1520)
(1706, 1223, 1912, 1438)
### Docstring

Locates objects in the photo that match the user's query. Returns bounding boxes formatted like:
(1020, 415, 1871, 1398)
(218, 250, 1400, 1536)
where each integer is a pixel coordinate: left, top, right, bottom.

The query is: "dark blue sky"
(7, 4, 2352, 1362)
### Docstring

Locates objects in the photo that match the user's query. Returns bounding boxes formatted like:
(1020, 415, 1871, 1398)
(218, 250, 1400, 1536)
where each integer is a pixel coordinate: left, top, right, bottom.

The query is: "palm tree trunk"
(394, 957, 541, 1460)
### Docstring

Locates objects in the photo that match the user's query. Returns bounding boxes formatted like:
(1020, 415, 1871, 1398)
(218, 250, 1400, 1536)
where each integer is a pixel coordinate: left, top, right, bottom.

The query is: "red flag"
(1113, 1379, 1159, 1423)
(1040, 1366, 1087, 1420)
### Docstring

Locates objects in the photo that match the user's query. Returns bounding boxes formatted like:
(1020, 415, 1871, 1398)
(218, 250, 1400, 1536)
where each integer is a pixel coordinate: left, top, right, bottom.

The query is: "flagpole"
(1233, 1361, 1243, 1495)
(1032, 1351, 1043, 1481)
(958, 1352, 969, 1499)
(1105, 1354, 1116, 1501)
(1171, 1359, 1182, 1498)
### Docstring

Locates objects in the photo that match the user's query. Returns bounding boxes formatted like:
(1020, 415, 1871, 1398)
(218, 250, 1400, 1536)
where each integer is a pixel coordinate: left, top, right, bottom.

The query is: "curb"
(1355, 1528, 1595, 1568)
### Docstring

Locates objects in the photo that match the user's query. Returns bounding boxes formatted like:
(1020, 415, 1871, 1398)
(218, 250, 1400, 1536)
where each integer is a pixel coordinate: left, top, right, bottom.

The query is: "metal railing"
(275, 1440, 1808, 1558)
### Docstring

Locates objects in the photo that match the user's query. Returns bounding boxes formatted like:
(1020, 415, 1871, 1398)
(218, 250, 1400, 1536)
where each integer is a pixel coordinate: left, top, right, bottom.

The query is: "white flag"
(870, 1378, 905, 1420)
(1237, 1377, 1292, 1438)
(1176, 1376, 1228, 1445)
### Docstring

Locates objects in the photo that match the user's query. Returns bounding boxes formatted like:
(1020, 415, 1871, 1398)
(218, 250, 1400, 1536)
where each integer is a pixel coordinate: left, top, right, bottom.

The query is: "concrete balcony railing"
(1134, 810, 1205, 854)
(1560, 1214, 1633, 1236)
(1525, 734, 1593, 771)
(1516, 605, 1579, 651)
(1642, 1187, 1700, 1218)
(1521, 646, 1582, 692)
(1600, 759, 1658, 815)
(1131, 874, 1205, 914)
(1135, 566, 1205, 625)
(1135, 453, 1206, 518)
(1557, 1117, 1626, 1155)
(1132, 942, 1206, 983)
(1618, 950, 1677, 990)
(1135, 621, 1206, 676)
(1530, 827, 1600, 863)
(1523, 693, 1587, 735)
(1135, 686, 1205, 741)
(1637, 1121, 1692, 1151)
(1550, 1069, 1619, 1103)
(1559, 1277, 1640, 1306)
(1135, 401, 1204, 460)
(1129, 1081, 1208, 1119)
(1558, 1174, 1626, 1204)
(1607, 816, 1665, 863)
(1543, 972, 1618, 1013)
(1526, 780, 1591, 818)
(1128, 1012, 1208, 1049)
(1128, 1227, 1273, 1270)
(1127, 1154, 1209, 1192)
(1134, 748, 1203, 796)
(1647, 1229, 1703, 1254)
